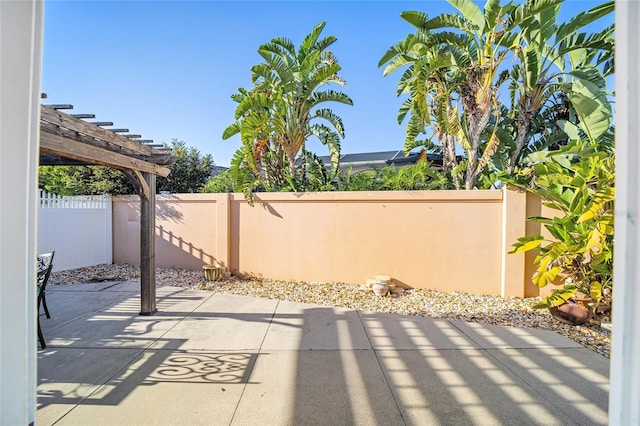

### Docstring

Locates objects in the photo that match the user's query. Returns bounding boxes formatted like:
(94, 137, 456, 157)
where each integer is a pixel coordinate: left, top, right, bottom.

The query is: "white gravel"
(50, 263, 612, 358)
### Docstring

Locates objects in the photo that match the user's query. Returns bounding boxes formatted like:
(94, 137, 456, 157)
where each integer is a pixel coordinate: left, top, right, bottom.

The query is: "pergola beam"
(40, 130, 171, 177)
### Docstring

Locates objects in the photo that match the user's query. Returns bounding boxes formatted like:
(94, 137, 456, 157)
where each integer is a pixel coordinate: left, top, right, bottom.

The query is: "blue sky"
(42, 0, 610, 167)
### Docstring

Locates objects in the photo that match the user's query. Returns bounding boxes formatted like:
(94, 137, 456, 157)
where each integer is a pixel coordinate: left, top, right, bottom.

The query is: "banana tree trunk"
(508, 118, 529, 174)
(466, 149, 479, 190)
(442, 133, 461, 190)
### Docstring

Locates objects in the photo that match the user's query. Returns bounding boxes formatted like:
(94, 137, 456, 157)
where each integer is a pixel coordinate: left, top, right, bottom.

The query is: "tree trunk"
(461, 72, 493, 190)
(465, 108, 491, 190)
(442, 133, 461, 190)
(508, 117, 529, 174)
(287, 152, 297, 185)
(466, 148, 478, 190)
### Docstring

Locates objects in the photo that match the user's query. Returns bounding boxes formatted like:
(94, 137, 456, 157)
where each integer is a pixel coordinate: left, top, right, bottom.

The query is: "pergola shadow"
(37, 285, 609, 425)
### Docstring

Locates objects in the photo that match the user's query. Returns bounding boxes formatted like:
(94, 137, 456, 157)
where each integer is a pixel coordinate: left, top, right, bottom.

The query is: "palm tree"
(223, 22, 353, 191)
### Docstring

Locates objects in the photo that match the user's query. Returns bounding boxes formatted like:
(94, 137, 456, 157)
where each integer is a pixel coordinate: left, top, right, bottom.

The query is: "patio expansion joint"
(356, 309, 408, 426)
(228, 298, 281, 426)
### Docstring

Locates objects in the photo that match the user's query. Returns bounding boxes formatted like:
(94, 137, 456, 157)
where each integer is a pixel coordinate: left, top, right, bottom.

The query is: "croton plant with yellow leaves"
(508, 141, 614, 313)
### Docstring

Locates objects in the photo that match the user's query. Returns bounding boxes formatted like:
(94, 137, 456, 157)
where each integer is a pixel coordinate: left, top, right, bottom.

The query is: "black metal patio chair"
(37, 251, 55, 349)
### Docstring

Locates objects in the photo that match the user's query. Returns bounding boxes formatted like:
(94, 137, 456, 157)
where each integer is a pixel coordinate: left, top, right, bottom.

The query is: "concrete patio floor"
(37, 282, 610, 426)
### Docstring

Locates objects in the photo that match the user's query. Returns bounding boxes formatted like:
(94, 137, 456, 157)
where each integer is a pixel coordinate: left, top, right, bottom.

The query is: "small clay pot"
(372, 282, 389, 297)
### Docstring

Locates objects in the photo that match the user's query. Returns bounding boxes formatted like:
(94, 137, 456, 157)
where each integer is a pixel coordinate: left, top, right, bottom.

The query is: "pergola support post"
(139, 172, 157, 315)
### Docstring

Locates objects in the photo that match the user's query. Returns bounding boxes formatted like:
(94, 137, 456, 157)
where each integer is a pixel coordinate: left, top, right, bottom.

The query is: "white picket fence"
(38, 190, 112, 272)
(39, 190, 108, 209)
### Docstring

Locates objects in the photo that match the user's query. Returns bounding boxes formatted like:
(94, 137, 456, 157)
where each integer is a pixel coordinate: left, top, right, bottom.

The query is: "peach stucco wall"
(523, 191, 564, 298)
(229, 191, 503, 294)
(113, 194, 222, 270)
(112, 189, 543, 296)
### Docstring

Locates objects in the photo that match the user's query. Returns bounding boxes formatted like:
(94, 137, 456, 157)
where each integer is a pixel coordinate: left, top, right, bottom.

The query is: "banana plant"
(224, 21, 352, 201)
(506, 0, 614, 172)
(379, 31, 463, 188)
(382, 0, 614, 190)
(381, 0, 566, 189)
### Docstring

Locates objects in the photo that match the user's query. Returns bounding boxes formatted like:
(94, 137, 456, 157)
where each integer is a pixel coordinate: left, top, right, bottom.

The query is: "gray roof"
(304, 150, 412, 166)
(341, 150, 404, 163)
(294, 149, 448, 171)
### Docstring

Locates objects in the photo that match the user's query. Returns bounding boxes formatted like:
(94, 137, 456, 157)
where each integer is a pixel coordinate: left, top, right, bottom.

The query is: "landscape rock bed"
(50, 263, 611, 358)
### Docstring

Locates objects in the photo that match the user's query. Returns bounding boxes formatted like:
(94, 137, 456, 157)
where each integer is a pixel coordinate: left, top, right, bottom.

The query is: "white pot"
(372, 282, 389, 297)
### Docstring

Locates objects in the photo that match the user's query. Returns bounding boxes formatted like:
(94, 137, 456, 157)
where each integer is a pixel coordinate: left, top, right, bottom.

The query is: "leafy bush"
(157, 139, 214, 194)
(507, 142, 614, 311)
(201, 170, 236, 193)
(337, 162, 452, 191)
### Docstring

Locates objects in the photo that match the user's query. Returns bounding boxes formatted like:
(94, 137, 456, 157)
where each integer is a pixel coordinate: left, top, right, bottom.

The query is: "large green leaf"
(569, 66, 606, 88)
(422, 13, 478, 34)
(483, 0, 502, 30)
(556, 1, 614, 42)
(556, 120, 582, 142)
(537, 285, 578, 308)
(222, 122, 241, 140)
(400, 10, 429, 29)
(533, 265, 561, 288)
(522, 47, 540, 89)
(568, 79, 612, 142)
(508, 0, 562, 29)
(448, 0, 485, 31)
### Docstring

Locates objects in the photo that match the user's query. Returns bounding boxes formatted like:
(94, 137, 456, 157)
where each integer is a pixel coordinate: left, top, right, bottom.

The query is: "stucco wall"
(113, 194, 221, 270)
(229, 191, 503, 294)
(112, 189, 540, 296)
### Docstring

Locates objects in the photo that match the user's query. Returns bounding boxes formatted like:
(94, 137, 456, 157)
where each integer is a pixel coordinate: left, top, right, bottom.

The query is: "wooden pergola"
(38, 98, 176, 315)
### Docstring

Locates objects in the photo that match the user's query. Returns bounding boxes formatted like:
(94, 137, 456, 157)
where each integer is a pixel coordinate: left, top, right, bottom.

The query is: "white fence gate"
(38, 190, 112, 272)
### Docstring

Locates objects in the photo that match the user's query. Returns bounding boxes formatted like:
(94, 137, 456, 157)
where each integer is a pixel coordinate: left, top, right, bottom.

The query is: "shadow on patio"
(37, 282, 609, 425)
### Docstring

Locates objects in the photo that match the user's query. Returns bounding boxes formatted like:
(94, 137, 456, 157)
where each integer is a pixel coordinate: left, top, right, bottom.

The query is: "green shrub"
(507, 142, 614, 311)
(201, 170, 236, 193)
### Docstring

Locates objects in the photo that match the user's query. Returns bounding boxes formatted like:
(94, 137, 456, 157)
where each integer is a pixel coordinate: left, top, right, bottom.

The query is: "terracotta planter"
(549, 300, 593, 325)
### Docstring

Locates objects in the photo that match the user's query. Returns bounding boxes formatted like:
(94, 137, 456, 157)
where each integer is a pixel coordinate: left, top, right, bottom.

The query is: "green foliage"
(337, 162, 453, 192)
(157, 139, 215, 193)
(201, 170, 236, 193)
(506, 141, 614, 310)
(223, 22, 352, 201)
(338, 168, 379, 192)
(285, 150, 341, 192)
(381, 0, 614, 189)
(39, 165, 133, 196)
